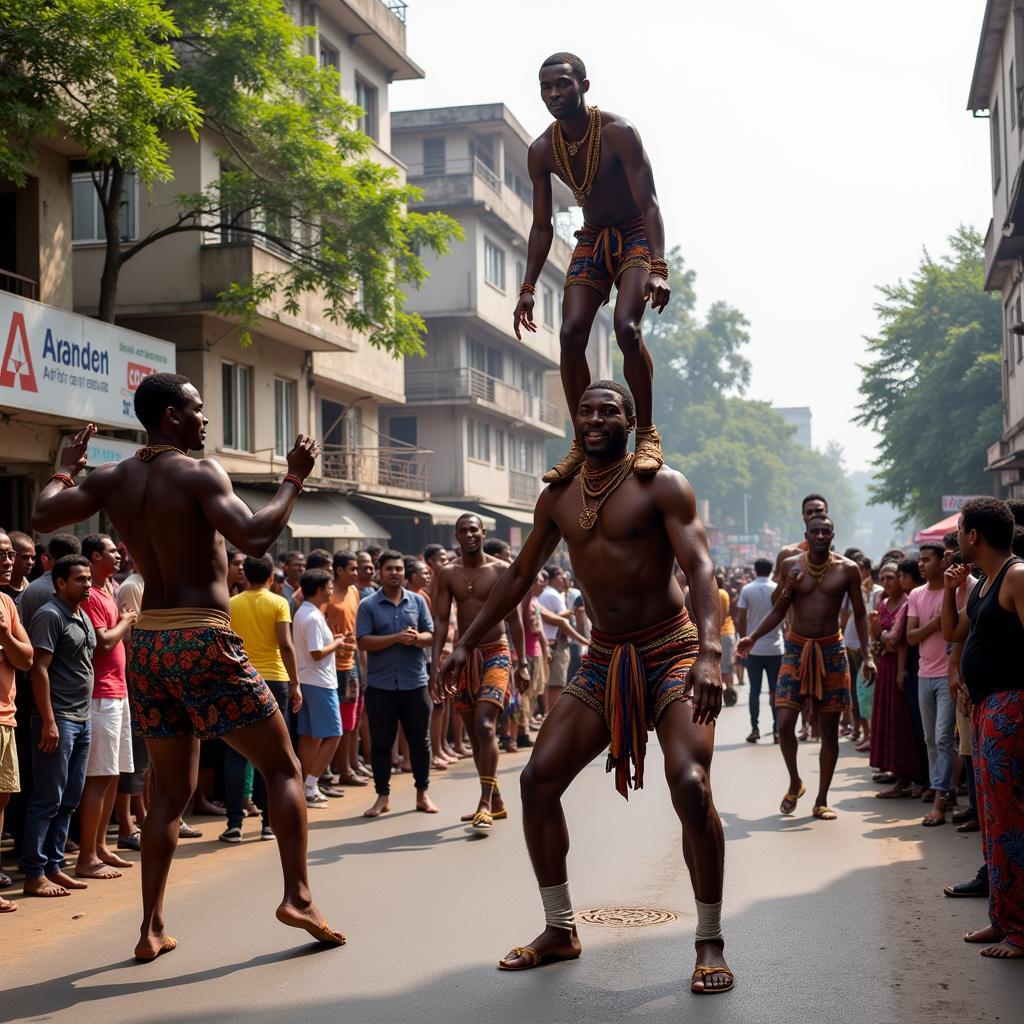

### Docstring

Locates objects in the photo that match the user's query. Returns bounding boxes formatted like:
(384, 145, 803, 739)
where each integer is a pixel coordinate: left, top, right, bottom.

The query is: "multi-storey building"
(0, 140, 177, 531)
(971, 1, 1024, 496)
(389, 103, 614, 545)
(68, 0, 479, 550)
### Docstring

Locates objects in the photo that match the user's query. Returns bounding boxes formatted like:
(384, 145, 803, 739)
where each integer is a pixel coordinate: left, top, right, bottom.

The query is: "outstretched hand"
(513, 294, 536, 340)
(58, 423, 96, 476)
(688, 653, 724, 726)
(286, 435, 322, 481)
(644, 272, 670, 314)
(433, 644, 467, 702)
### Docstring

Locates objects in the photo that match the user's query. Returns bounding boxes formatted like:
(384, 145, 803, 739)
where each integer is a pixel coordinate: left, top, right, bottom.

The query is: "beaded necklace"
(552, 106, 602, 205)
(136, 444, 187, 462)
(803, 552, 836, 584)
(578, 453, 634, 530)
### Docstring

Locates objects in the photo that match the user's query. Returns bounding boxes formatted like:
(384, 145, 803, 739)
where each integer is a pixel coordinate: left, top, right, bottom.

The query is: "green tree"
(0, 0, 460, 353)
(855, 226, 1001, 524)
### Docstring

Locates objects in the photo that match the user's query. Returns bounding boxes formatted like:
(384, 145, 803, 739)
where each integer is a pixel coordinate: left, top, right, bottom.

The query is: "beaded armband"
(283, 474, 304, 494)
(48, 473, 76, 489)
(519, 282, 536, 296)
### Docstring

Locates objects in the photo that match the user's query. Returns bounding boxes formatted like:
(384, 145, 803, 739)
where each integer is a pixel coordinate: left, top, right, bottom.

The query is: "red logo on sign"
(127, 362, 155, 391)
(0, 312, 38, 392)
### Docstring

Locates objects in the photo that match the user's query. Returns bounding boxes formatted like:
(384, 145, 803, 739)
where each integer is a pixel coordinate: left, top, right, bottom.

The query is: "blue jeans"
(918, 675, 955, 794)
(21, 716, 90, 878)
(745, 654, 780, 730)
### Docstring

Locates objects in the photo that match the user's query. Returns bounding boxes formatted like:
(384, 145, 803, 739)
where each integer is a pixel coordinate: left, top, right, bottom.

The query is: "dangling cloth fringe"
(604, 640, 648, 800)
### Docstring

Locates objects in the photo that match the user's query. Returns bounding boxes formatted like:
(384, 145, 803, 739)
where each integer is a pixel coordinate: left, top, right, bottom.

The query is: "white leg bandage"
(694, 899, 723, 943)
(540, 881, 576, 932)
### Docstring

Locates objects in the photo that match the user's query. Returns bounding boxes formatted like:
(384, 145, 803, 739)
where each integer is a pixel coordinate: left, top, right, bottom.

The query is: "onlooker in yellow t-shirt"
(717, 574, 737, 706)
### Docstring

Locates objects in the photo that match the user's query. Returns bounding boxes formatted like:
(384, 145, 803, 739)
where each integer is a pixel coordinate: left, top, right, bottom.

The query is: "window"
(222, 362, 252, 451)
(484, 238, 505, 290)
(355, 77, 378, 141)
(423, 137, 446, 175)
(388, 416, 418, 446)
(542, 286, 555, 328)
(468, 338, 487, 371)
(319, 39, 339, 73)
(72, 171, 138, 244)
(992, 99, 1003, 191)
(466, 419, 490, 462)
(274, 378, 296, 457)
(466, 419, 475, 460)
(496, 430, 506, 468)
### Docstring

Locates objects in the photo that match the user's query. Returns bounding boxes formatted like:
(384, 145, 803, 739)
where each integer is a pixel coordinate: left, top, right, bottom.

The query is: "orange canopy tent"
(914, 512, 960, 545)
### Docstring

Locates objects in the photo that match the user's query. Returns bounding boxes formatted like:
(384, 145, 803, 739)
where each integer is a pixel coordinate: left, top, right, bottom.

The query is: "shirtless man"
(431, 515, 529, 829)
(31, 373, 343, 961)
(514, 52, 670, 482)
(440, 380, 732, 995)
(771, 493, 828, 583)
(737, 514, 874, 820)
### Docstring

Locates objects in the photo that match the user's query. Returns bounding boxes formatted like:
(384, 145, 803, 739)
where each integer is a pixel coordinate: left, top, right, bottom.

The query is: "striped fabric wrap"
(604, 639, 649, 798)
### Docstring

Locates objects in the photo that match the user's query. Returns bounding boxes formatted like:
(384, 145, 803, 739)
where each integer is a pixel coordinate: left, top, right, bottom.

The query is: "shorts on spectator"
(0, 723, 19, 793)
(720, 634, 736, 675)
(298, 686, 343, 739)
(86, 697, 135, 777)
(118, 732, 150, 795)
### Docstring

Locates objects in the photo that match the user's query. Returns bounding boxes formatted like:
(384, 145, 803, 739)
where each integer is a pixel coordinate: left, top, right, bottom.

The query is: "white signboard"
(86, 435, 140, 467)
(941, 495, 984, 513)
(0, 293, 175, 429)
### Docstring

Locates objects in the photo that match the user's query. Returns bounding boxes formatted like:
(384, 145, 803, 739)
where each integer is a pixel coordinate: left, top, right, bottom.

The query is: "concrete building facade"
(390, 103, 614, 540)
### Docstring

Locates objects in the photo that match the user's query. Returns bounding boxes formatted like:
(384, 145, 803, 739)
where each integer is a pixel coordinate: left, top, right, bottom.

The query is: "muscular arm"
(504, 603, 527, 665)
(523, 143, 555, 286)
(430, 568, 454, 673)
(609, 122, 665, 261)
(33, 464, 108, 533)
(940, 567, 971, 642)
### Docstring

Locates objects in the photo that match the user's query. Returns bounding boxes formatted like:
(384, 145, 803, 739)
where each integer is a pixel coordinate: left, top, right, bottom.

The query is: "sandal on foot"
(472, 809, 493, 831)
(542, 441, 585, 483)
(691, 965, 735, 994)
(875, 787, 912, 799)
(812, 805, 838, 820)
(780, 784, 806, 815)
(497, 945, 581, 971)
(922, 812, 946, 827)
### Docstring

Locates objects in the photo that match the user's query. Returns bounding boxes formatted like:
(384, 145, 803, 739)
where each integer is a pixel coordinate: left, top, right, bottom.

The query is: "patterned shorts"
(565, 216, 651, 303)
(455, 640, 511, 714)
(127, 625, 279, 740)
(776, 631, 851, 713)
(565, 611, 699, 728)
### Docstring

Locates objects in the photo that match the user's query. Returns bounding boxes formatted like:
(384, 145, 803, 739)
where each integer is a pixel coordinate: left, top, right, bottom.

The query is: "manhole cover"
(579, 908, 678, 927)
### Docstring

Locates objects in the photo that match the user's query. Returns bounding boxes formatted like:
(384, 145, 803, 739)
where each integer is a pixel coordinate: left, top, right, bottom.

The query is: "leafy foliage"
(855, 226, 1001, 524)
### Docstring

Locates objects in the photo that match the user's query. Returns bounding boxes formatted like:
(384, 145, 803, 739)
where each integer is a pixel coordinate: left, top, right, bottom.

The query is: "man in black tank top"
(940, 497, 1024, 960)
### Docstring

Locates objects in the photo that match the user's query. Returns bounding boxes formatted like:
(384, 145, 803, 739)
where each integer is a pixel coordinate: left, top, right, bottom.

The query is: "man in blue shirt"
(356, 551, 436, 817)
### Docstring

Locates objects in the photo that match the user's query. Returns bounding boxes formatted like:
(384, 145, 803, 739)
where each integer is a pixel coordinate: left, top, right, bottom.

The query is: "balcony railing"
(405, 366, 563, 429)
(0, 268, 38, 301)
(407, 156, 501, 196)
(321, 445, 431, 493)
(510, 469, 540, 504)
(383, 1, 407, 23)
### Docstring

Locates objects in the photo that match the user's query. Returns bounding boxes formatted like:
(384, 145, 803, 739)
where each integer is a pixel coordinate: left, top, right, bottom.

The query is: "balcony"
(321, 444, 432, 498)
(509, 469, 540, 505)
(0, 268, 38, 301)
(405, 366, 564, 435)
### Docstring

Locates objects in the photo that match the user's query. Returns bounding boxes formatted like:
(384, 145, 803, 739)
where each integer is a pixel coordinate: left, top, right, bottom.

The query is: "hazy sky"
(391, 0, 993, 473)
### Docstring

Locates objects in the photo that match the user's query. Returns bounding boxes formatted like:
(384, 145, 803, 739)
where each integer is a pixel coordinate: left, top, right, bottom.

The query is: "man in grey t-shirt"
(736, 559, 784, 744)
(21, 555, 96, 897)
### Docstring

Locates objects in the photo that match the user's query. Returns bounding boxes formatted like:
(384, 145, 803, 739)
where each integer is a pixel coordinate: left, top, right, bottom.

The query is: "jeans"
(21, 716, 91, 878)
(365, 685, 432, 796)
(745, 654, 781, 730)
(224, 681, 290, 830)
(918, 675, 955, 794)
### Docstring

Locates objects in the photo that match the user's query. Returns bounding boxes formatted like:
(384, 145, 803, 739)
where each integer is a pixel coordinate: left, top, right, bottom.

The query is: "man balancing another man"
(737, 513, 874, 821)
(31, 372, 344, 961)
(430, 514, 530, 830)
(514, 52, 670, 482)
(439, 380, 733, 995)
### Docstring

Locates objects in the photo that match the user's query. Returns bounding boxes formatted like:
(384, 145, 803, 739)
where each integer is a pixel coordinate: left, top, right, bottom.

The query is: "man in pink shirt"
(76, 534, 138, 878)
(907, 542, 954, 827)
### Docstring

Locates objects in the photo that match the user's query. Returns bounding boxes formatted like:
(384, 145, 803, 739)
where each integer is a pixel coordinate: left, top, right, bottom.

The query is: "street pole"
(743, 493, 750, 535)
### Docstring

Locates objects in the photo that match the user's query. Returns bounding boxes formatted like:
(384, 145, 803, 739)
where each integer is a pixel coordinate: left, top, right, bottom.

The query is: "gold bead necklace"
(136, 444, 188, 462)
(803, 552, 835, 584)
(552, 106, 602, 205)
(578, 453, 634, 530)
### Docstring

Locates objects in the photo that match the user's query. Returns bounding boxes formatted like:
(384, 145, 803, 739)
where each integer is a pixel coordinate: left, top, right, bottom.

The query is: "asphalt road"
(4, 689, 1023, 1024)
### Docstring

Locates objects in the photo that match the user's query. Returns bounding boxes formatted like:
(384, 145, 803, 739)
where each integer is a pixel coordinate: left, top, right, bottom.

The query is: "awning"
(913, 512, 960, 545)
(478, 503, 535, 527)
(235, 488, 390, 541)
(349, 493, 495, 530)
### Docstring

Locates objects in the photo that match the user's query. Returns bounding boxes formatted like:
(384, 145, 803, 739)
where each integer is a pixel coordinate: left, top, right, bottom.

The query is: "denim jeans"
(21, 716, 91, 878)
(918, 675, 955, 794)
(745, 654, 781, 730)
(224, 681, 290, 830)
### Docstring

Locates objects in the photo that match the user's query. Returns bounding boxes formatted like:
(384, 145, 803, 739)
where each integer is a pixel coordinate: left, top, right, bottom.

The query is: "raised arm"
(653, 471, 722, 724)
(194, 437, 319, 556)
(941, 563, 972, 643)
(440, 493, 562, 692)
(513, 142, 555, 341)
(32, 425, 106, 532)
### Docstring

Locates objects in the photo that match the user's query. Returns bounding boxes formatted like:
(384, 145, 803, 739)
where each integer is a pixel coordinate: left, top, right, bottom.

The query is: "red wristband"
(49, 473, 75, 489)
(283, 474, 303, 494)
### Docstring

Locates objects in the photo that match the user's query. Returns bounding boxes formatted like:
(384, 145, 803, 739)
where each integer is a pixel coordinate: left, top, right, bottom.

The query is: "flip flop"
(691, 965, 735, 994)
(780, 784, 806, 815)
(460, 808, 508, 822)
(471, 809, 493, 831)
(812, 805, 838, 820)
(134, 935, 177, 962)
(0, 897, 17, 913)
(497, 945, 581, 971)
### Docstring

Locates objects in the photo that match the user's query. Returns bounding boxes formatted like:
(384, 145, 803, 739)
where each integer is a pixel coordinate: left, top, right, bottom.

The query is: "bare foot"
(965, 924, 1006, 944)
(98, 848, 133, 868)
(430, 757, 448, 771)
(363, 796, 390, 818)
(981, 941, 1024, 958)
(0, 895, 17, 912)
(74, 858, 123, 880)
(498, 925, 581, 971)
(416, 793, 439, 814)
(134, 932, 178, 962)
(47, 870, 87, 890)
(691, 939, 734, 994)
(276, 901, 346, 946)
(23, 876, 69, 897)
